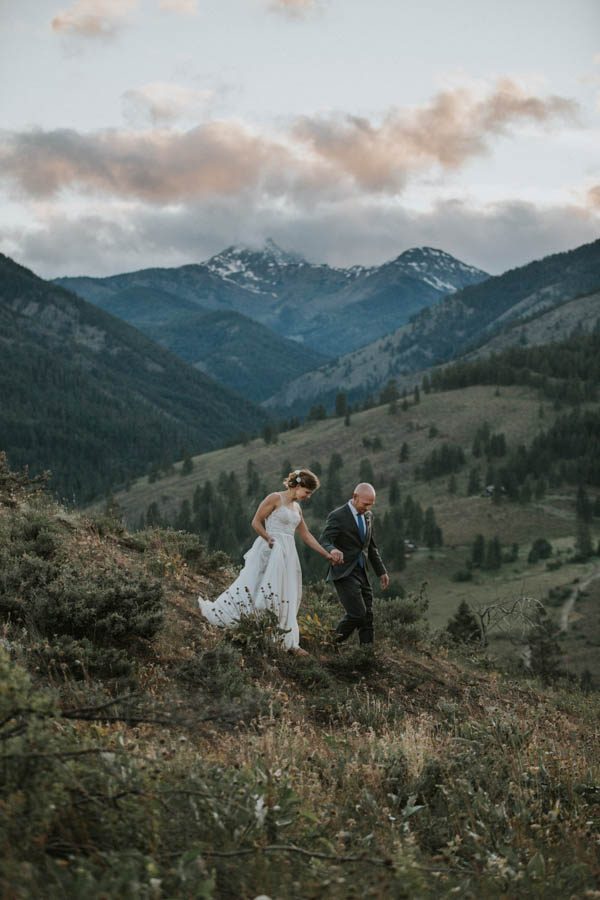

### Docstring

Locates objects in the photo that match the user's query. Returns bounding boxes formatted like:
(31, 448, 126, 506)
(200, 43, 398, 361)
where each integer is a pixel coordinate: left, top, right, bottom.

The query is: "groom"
(320, 482, 389, 645)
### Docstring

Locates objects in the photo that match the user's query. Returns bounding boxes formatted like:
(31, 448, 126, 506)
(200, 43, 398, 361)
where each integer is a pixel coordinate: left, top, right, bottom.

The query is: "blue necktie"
(357, 514, 365, 566)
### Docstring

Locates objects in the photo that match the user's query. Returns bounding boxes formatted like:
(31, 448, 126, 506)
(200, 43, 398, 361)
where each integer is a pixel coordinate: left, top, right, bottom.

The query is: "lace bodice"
(266, 501, 301, 536)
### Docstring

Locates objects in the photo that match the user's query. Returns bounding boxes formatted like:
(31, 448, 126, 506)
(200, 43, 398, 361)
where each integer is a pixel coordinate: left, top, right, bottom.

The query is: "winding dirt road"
(559, 566, 600, 632)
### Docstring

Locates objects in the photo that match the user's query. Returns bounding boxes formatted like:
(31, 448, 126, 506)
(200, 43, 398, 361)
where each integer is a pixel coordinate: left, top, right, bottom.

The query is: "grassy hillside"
(106, 384, 600, 678)
(2, 454, 599, 897)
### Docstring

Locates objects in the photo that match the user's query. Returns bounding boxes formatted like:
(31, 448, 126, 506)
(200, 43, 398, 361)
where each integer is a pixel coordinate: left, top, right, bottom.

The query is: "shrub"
(0, 503, 164, 678)
(225, 606, 289, 656)
(30, 636, 133, 680)
(528, 537, 553, 563)
(374, 589, 429, 646)
(452, 568, 473, 582)
(176, 643, 258, 701)
(175, 643, 269, 721)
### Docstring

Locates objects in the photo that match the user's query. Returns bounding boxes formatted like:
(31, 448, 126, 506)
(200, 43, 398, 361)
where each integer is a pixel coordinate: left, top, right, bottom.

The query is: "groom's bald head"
(352, 483, 376, 514)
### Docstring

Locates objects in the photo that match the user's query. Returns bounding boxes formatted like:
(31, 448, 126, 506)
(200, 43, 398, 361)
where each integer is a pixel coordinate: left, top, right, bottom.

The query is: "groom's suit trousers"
(333, 564, 374, 645)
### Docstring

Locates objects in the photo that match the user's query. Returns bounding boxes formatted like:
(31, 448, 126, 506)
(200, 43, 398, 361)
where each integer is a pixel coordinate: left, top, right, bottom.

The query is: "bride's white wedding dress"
(198, 499, 303, 650)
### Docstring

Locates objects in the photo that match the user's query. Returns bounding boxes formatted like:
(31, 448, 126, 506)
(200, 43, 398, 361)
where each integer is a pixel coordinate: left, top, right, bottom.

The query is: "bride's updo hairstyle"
(283, 468, 321, 491)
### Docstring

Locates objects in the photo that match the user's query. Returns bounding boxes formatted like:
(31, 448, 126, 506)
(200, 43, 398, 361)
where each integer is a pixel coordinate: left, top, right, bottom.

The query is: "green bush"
(528, 537, 553, 563)
(452, 568, 473, 582)
(29, 635, 134, 680)
(224, 606, 289, 656)
(175, 643, 270, 721)
(0, 500, 165, 693)
(1, 546, 163, 646)
(374, 590, 429, 646)
(33, 566, 164, 645)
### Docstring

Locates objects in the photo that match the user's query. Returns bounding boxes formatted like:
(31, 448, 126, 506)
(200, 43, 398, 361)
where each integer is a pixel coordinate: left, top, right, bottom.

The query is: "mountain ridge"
(0, 253, 266, 501)
(264, 238, 600, 410)
(54, 241, 489, 358)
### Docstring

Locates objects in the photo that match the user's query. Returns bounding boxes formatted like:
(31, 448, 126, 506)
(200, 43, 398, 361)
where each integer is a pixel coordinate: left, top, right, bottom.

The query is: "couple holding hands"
(199, 468, 389, 654)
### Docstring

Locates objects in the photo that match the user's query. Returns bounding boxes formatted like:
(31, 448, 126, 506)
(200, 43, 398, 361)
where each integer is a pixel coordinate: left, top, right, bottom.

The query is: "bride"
(198, 468, 340, 654)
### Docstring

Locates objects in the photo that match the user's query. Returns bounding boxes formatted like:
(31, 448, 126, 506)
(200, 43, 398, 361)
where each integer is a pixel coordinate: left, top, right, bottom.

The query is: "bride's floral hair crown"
(283, 468, 320, 491)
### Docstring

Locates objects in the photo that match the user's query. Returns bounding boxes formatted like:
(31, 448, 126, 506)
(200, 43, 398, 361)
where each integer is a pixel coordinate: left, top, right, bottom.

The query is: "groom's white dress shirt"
(348, 500, 366, 538)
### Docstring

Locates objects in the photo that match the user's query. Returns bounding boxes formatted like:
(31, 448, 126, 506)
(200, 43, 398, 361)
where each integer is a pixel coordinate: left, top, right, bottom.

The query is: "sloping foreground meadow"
(1, 454, 599, 898)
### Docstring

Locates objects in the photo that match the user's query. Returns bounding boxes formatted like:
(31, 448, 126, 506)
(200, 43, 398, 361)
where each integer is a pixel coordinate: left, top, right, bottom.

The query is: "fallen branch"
(199, 842, 453, 873)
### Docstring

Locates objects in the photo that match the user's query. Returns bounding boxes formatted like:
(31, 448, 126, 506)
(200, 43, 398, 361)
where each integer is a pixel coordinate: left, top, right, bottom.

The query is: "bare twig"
(61, 692, 138, 717)
(198, 843, 455, 874)
(0, 747, 132, 761)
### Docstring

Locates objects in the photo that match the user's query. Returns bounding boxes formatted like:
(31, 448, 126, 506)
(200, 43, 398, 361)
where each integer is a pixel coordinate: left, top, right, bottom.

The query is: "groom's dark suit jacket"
(320, 503, 387, 582)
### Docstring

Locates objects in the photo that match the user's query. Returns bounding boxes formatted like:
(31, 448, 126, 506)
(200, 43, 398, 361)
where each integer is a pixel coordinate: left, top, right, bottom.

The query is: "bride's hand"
(267, 537, 275, 548)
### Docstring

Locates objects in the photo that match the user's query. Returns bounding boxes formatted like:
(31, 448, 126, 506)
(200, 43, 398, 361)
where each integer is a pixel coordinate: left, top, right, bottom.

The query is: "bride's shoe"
(289, 646, 309, 657)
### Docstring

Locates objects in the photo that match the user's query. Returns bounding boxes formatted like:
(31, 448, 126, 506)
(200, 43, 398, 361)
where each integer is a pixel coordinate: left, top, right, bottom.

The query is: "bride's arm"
(251, 493, 280, 546)
(296, 516, 334, 560)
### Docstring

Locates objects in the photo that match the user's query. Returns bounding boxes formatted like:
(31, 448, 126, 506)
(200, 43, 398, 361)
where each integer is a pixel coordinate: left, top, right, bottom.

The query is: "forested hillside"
(0, 254, 266, 502)
(120, 309, 327, 403)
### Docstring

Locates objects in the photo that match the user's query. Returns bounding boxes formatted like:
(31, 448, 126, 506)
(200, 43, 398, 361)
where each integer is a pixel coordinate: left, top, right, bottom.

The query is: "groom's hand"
(330, 549, 344, 565)
(380, 573, 390, 591)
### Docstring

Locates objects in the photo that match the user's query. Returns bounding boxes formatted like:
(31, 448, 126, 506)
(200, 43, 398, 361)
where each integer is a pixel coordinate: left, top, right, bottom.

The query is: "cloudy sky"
(0, 0, 599, 277)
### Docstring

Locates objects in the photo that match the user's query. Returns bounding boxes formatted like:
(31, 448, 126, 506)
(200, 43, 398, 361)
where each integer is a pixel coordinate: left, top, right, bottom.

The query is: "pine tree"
(423, 507, 441, 549)
(527, 608, 563, 685)
(484, 536, 502, 570)
(262, 423, 278, 444)
(472, 534, 485, 567)
(379, 379, 399, 405)
(580, 668, 594, 694)
(308, 404, 327, 421)
(575, 518, 593, 560)
(181, 451, 194, 476)
(246, 459, 259, 496)
(335, 392, 348, 417)
(175, 498, 192, 532)
(328, 452, 344, 474)
(359, 458, 375, 484)
(576, 484, 593, 522)
(467, 467, 481, 495)
(446, 601, 481, 644)
(145, 501, 162, 527)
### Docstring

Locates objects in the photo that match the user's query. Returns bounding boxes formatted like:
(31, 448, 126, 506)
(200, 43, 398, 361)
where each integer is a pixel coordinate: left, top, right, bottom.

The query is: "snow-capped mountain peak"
(384, 246, 488, 294)
(203, 240, 306, 294)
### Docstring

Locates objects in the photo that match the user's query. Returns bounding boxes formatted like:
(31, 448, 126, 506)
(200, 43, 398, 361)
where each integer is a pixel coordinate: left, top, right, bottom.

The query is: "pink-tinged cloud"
(587, 185, 600, 209)
(0, 124, 295, 202)
(159, 0, 198, 15)
(0, 83, 579, 204)
(294, 80, 578, 191)
(122, 83, 214, 126)
(51, 0, 138, 38)
(269, 0, 320, 19)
